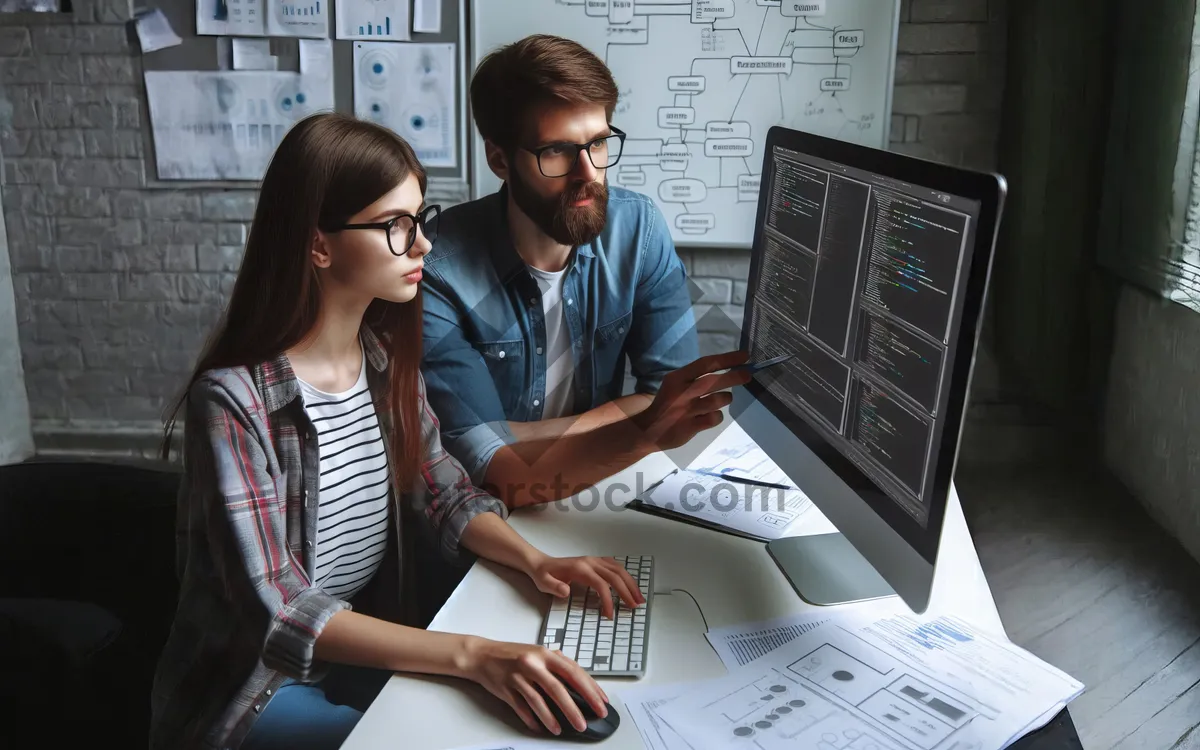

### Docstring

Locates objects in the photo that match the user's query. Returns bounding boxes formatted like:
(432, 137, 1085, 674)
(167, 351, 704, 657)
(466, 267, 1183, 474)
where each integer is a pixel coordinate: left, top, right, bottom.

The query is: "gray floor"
(957, 464, 1200, 750)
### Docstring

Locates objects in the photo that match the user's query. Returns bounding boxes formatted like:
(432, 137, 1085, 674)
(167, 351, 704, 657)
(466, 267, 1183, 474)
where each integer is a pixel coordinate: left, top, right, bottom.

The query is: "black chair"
(0, 458, 181, 745)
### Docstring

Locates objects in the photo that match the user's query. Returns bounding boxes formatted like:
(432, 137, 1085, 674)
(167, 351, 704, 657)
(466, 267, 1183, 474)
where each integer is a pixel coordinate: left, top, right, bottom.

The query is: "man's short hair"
(470, 34, 619, 153)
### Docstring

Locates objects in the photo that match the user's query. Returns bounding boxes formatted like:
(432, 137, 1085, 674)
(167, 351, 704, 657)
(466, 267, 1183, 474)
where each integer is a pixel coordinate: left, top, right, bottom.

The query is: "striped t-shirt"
(297, 353, 391, 601)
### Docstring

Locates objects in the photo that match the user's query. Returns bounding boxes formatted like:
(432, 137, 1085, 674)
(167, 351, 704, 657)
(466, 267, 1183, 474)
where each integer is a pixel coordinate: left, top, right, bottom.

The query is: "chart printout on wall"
(145, 70, 336, 180)
(469, 0, 900, 248)
(353, 42, 458, 168)
(266, 0, 330, 37)
(336, 0, 412, 41)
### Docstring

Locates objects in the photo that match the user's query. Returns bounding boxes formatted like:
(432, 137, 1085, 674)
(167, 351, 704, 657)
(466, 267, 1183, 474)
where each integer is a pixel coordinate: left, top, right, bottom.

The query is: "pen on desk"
(697, 470, 793, 491)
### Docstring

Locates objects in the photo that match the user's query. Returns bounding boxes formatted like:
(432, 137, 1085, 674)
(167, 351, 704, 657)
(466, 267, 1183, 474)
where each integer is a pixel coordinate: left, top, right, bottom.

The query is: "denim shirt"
(421, 184, 699, 486)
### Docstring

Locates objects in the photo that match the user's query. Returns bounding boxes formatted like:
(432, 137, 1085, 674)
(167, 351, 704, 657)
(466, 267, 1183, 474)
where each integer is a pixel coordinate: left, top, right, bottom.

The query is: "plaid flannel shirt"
(149, 326, 508, 750)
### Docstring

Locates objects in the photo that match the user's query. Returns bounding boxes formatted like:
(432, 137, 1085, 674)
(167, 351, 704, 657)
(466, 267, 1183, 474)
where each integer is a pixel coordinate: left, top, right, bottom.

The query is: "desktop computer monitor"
(731, 126, 1006, 614)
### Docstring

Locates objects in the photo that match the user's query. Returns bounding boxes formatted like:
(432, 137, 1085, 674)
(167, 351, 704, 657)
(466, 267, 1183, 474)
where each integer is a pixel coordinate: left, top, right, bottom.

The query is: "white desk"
(343, 422, 1003, 750)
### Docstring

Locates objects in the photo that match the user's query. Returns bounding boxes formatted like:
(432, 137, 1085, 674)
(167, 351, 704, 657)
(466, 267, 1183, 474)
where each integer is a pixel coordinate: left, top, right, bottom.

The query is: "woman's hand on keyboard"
(461, 637, 608, 736)
(529, 555, 645, 618)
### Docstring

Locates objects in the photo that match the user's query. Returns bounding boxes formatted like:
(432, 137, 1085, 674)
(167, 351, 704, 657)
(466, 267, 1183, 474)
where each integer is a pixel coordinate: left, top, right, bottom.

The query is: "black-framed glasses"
(332, 204, 441, 256)
(524, 125, 626, 178)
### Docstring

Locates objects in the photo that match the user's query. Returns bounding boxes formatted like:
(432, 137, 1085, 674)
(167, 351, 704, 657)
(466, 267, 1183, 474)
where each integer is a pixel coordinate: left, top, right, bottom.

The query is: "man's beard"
(508, 166, 608, 247)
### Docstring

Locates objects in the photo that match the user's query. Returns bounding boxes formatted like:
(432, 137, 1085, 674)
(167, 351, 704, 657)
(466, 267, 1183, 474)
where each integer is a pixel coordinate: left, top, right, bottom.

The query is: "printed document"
(656, 613, 1084, 750)
(688, 421, 799, 490)
(640, 468, 823, 541)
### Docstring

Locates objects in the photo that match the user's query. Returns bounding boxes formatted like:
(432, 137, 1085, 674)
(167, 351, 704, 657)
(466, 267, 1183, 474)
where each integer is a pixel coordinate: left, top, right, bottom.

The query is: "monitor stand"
(766, 533, 897, 606)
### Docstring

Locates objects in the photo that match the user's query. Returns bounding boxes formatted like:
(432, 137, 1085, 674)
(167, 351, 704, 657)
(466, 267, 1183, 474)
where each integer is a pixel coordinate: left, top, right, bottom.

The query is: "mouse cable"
(653, 588, 709, 632)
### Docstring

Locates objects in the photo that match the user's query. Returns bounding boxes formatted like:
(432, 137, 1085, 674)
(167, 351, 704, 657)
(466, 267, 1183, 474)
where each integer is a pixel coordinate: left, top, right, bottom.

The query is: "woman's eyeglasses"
(331, 204, 441, 256)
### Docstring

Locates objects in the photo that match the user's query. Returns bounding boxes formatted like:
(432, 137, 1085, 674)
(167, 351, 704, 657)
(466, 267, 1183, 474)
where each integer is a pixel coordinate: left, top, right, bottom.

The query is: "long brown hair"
(162, 112, 428, 491)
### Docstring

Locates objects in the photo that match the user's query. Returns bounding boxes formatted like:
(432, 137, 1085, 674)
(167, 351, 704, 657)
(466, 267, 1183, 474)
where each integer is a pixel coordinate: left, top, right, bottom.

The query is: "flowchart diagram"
(471, 0, 900, 247)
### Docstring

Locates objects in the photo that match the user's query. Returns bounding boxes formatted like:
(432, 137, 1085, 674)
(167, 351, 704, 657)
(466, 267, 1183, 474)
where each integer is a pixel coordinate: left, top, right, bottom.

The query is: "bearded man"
(421, 34, 745, 513)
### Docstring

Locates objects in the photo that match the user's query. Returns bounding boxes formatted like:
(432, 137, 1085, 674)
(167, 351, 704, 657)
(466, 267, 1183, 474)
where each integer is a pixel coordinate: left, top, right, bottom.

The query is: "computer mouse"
(533, 682, 621, 741)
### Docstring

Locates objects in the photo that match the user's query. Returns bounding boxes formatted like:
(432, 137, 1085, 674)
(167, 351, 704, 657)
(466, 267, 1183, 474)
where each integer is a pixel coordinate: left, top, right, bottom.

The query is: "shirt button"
(529, 297, 537, 305)
(253, 704, 262, 713)
(265, 689, 273, 697)
(536, 347, 543, 355)
(305, 540, 312, 548)
(498, 350, 506, 359)
(618, 327, 625, 334)
(566, 299, 573, 306)
(533, 399, 541, 407)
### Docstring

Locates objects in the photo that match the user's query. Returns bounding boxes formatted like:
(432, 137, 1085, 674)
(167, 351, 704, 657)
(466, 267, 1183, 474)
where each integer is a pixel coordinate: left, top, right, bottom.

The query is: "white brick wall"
(0, 0, 1008, 453)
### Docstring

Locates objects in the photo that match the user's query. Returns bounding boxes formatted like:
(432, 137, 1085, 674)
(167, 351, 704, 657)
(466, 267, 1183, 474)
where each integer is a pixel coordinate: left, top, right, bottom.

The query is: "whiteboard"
(469, 0, 901, 248)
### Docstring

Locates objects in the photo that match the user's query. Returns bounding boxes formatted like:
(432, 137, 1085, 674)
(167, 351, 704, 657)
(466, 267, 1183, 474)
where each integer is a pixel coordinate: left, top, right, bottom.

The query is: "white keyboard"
(538, 555, 654, 677)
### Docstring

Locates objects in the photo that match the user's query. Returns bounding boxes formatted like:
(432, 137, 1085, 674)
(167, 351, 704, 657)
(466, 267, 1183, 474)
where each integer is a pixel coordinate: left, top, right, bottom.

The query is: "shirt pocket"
(473, 339, 526, 416)
(592, 311, 632, 396)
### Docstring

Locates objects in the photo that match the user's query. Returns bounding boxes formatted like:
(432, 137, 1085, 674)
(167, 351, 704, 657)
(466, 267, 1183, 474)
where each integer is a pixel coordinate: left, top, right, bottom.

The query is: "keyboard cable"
(654, 588, 709, 632)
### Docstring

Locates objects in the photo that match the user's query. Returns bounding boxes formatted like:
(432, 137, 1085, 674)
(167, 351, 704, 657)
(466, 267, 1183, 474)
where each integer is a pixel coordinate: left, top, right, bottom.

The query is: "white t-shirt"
(297, 353, 391, 601)
(528, 265, 576, 421)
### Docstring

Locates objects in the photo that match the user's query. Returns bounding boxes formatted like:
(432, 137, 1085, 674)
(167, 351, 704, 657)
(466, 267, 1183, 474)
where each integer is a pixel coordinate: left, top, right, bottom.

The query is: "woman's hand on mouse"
(460, 637, 608, 736)
(528, 554, 645, 619)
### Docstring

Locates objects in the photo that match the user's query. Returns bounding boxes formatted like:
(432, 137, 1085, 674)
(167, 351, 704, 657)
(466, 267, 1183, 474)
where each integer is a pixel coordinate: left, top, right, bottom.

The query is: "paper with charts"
(353, 42, 458, 168)
(470, 0, 900, 247)
(267, 0, 330, 37)
(336, 0, 411, 40)
(197, 0, 265, 37)
(144, 70, 334, 180)
(654, 613, 1084, 750)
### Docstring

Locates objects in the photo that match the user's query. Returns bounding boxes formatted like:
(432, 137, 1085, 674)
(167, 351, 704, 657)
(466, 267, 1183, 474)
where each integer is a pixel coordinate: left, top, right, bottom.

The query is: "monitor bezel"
(739, 125, 1006, 564)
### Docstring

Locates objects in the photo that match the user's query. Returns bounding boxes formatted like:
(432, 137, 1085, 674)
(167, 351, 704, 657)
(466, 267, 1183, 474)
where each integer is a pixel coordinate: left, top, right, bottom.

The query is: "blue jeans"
(241, 664, 391, 750)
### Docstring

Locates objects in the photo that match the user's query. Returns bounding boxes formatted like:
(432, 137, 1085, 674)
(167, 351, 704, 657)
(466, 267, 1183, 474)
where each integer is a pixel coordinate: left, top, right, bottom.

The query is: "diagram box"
(676, 213, 716, 231)
(659, 178, 708, 203)
(660, 143, 691, 171)
(584, 0, 608, 17)
(658, 107, 696, 127)
(737, 174, 761, 201)
(780, 0, 827, 16)
(691, 0, 734, 23)
(609, 0, 633, 24)
(668, 75, 706, 93)
(616, 169, 647, 186)
(835, 29, 864, 48)
(730, 56, 792, 75)
(820, 77, 849, 91)
(705, 137, 753, 158)
(706, 121, 750, 138)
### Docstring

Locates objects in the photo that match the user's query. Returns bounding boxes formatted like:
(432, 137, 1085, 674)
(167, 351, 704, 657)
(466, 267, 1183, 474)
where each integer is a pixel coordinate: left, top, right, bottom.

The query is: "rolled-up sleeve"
(189, 375, 347, 681)
(409, 372, 509, 562)
(421, 269, 517, 487)
(626, 202, 700, 393)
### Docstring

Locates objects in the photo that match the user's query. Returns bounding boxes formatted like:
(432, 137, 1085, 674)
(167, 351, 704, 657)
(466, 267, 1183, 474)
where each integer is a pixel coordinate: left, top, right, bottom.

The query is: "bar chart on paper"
(267, 0, 330, 37)
(197, 0, 264, 36)
(335, 0, 410, 41)
(144, 70, 335, 180)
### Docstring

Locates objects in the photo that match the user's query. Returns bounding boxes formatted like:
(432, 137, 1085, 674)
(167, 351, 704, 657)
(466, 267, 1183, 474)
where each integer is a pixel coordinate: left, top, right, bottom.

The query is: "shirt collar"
(254, 324, 388, 414)
(488, 182, 596, 287)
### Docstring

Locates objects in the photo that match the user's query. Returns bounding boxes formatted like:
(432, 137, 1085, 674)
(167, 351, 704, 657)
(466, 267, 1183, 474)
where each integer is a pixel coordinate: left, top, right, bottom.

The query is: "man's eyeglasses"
(524, 125, 626, 178)
(329, 204, 441, 256)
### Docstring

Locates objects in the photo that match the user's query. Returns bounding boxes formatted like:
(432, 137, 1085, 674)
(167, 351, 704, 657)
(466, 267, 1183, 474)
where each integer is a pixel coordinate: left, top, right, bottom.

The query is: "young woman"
(150, 112, 645, 750)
